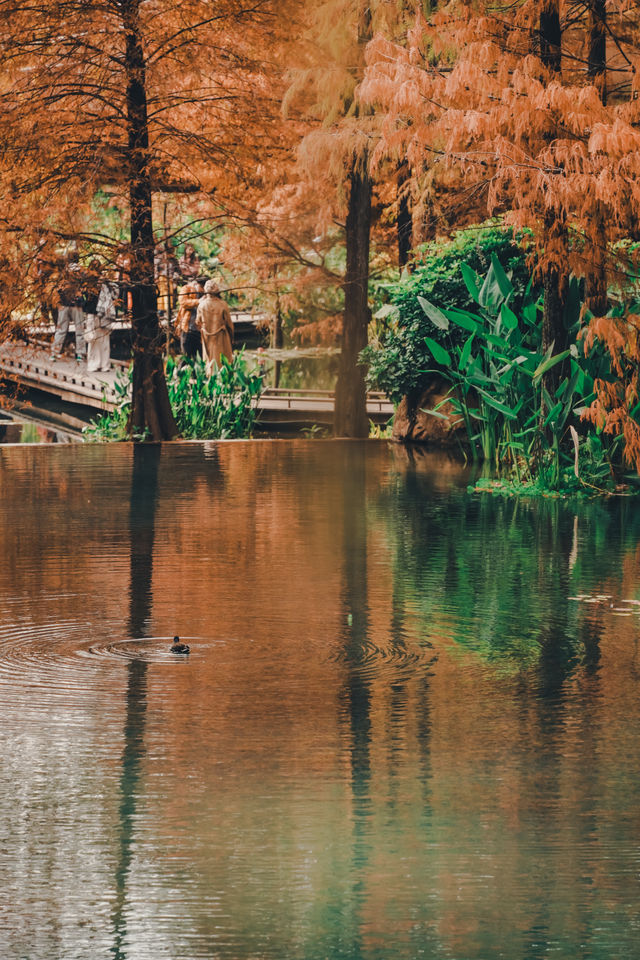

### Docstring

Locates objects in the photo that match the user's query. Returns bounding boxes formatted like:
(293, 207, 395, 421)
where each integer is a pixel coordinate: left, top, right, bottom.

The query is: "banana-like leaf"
(460, 263, 481, 303)
(478, 258, 514, 312)
(418, 296, 450, 330)
(544, 401, 563, 427)
(459, 333, 475, 371)
(532, 349, 571, 382)
(374, 303, 398, 319)
(443, 307, 480, 333)
(477, 389, 520, 419)
(420, 407, 450, 421)
(490, 254, 514, 299)
(500, 304, 519, 330)
(424, 336, 451, 365)
(522, 300, 540, 326)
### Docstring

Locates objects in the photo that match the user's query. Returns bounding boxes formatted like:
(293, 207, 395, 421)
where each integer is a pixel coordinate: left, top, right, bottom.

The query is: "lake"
(1, 440, 639, 960)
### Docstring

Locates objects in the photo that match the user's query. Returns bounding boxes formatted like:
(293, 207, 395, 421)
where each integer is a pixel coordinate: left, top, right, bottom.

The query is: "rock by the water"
(392, 377, 468, 446)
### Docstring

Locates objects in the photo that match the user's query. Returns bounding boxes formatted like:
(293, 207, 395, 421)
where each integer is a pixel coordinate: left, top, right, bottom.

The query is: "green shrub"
(412, 256, 617, 490)
(363, 224, 535, 402)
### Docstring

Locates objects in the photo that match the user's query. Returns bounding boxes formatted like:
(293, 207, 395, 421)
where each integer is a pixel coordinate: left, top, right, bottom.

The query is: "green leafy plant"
(83, 367, 133, 441)
(85, 351, 263, 441)
(363, 224, 535, 402)
(165, 350, 263, 439)
(369, 417, 393, 439)
(301, 423, 330, 439)
(416, 257, 614, 489)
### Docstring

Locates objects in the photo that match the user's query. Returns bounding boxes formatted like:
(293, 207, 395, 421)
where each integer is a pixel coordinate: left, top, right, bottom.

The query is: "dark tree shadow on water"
(329, 444, 440, 960)
(337, 445, 371, 960)
(111, 445, 161, 960)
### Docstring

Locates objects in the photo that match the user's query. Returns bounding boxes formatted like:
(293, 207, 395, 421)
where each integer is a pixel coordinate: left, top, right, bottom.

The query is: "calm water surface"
(0, 414, 74, 445)
(1, 441, 640, 960)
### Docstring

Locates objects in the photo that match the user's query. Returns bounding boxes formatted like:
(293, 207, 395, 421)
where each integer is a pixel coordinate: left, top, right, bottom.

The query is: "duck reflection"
(111, 445, 160, 960)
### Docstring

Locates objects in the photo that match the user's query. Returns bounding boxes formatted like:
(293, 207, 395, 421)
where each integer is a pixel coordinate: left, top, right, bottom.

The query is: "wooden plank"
(0, 341, 119, 411)
(0, 340, 394, 423)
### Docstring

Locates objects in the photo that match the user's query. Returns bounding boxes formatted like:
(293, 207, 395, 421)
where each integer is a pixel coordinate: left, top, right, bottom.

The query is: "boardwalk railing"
(0, 339, 394, 425)
(0, 340, 121, 410)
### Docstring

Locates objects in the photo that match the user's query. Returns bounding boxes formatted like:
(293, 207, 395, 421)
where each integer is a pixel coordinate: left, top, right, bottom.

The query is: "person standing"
(178, 242, 201, 281)
(51, 251, 86, 361)
(197, 280, 234, 375)
(175, 279, 203, 359)
(84, 262, 115, 373)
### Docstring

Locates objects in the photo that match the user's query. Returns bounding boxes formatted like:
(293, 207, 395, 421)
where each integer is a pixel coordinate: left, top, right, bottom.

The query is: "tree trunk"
(586, 0, 608, 318)
(539, 2, 561, 74)
(271, 266, 283, 388)
(588, 0, 607, 104)
(334, 165, 372, 438)
(540, 2, 568, 399)
(334, 1, 373, 439)
(397, 161, 412, 269)
(122, 0, 177, 441)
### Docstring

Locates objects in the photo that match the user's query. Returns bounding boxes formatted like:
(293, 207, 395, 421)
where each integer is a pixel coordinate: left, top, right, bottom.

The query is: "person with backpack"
(51, 250, 85, 361)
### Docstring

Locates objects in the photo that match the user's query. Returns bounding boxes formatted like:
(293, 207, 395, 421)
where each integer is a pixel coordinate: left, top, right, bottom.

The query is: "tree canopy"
(0, 0, 292, 438)
(1, 1, 640, 459)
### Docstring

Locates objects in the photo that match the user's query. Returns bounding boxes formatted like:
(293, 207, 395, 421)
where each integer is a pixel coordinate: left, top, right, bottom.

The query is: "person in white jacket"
(86, 276, 116, 373)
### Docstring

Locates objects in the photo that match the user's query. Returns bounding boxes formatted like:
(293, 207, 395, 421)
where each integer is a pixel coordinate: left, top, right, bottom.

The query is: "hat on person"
(204, 280, 220, 295)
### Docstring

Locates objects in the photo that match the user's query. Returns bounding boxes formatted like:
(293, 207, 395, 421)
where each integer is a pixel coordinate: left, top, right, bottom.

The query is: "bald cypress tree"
(362, 0, 640, 470)
(0, 0, 284, 439)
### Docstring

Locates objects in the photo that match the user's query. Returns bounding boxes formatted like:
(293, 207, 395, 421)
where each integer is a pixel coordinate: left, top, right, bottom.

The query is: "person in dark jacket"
(51, 251, 85, 361)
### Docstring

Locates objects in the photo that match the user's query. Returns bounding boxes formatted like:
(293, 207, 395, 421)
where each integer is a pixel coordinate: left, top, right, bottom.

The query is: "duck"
(170, 635, 190, 655)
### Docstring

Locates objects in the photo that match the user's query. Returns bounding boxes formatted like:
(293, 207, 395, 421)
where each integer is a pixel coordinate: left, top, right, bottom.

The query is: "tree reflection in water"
(338, 444, 372, 960)
(334, 443, 439, 960)
(377, 446, 640, 959)
(111, 445, 160, 960)
(380, 446, 640, 675)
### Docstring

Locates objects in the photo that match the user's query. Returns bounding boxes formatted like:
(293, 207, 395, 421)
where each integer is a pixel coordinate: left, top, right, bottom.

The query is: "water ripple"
(86, 636, 202, 663)
(0, 622, 203, 697)
(330, 636, 437, 679)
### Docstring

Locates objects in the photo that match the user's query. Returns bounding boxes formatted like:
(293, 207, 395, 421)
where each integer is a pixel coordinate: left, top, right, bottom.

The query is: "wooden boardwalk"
(0, 340, 121, 411)
(0, 340, 394, 428)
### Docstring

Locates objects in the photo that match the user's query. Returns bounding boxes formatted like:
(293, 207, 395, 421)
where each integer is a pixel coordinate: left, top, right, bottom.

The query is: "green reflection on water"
(379, 447, 640, 677)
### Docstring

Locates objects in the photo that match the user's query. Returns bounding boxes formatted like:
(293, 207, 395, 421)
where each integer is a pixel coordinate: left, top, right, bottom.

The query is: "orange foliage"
(582, 313, 640, 470)
(361, 0, 640, 470)
(0, 0, 298, 326)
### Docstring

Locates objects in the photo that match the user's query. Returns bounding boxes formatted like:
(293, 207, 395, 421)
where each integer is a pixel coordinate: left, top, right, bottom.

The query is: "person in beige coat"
(197, 280, 234, 375)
